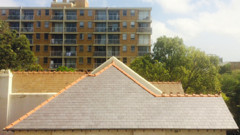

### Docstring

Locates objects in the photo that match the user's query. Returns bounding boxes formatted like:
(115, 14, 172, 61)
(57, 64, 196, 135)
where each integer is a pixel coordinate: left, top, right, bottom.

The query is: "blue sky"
(2, 0, 240, 61)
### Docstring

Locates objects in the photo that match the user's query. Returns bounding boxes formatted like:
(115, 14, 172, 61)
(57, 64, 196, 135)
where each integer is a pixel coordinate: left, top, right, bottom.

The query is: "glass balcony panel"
(51, 51, 63, 56)
(65, 63, 76, 68)
(137, 27, 152, 33)
(138, 39, 150, 45)
(66, 15, 77, 20)
(51, 27, 63, 32)
(51, 39, 63, 44)
(65, 27, 77, 32)
(65, 39, 76, 44)
(95, 27, 107, 32)
(51, 15, 63, 20)
(94, 39, 106, 44)
(94, 51, 106, 56)
(21, 15, 34, 20)
(108, 27, 120, 32)
(138, 51, 150, 56)
(107, 51, 120, 56)
(27, 39, 33, 44)
(8, 15, 20, 20)
(65, 51, 76, 56)
(50, 63, 62, 69)
(95, 15, 107, 20)
(108, 39, 120, 44)
(94, 63, 103, 68)
(21, 27, 34, 32)
(108, 15, 120, 20)
(10, 27, 19, 32)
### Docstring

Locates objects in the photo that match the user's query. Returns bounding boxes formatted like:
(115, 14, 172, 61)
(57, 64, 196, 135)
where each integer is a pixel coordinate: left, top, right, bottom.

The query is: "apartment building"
(0, 0, 152, 71)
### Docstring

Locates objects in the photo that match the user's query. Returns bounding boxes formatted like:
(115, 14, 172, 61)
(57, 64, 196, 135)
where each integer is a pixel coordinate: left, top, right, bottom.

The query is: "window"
(88, 22, 92, 28)
(80, 22, 84, 28)
(131, 22, 135, 28)
(80, 10, 84, 16)
(80, 34, 84, 40)
(44, 57, 48, 64)
(123, 34, 127, 40)
(88, 10, 92, 16)
(87, 57, 91, 64)
(79, 57, 83, 64)
(79, 45, 84, 52)
(1, 9, 6, 15)
(88, 34, 92, 40)
(36, 45, 40, 52)
(30, 46, 33, 51)
(44, 22, 49, 28)
(131, 46, 135, 52)
(123, 10, 127, 16)
(131, 10, 135, 16)
(44, 45, 48, 52)
(36, 33, 40, 40)
(122, 22, 127, 28)
(123, 57, 127, 64)
(45, 9, 49, 16)
(44, 33, 48, 40)
(37, 21, 41, 28)
(123, 45, 127, 52)
(37, 10, 41, 16)
(131, 34, 135, 40)
(88, 45, 92, 52)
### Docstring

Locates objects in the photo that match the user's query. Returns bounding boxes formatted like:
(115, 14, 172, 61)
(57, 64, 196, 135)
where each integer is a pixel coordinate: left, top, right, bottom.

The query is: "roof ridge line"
(12, 71, 85, 74)
(88, 62, 114, 77)
(156, 93, 221, 97)
(4, 74, 88, 131)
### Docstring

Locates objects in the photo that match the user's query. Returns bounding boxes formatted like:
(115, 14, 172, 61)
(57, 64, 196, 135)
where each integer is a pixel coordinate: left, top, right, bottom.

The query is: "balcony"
(107, 51, 120, 56)
(65, 63, 76, 68)
(10, 27, 19, 32)
(95, 27, 107, 32)
(50, 63, 62, 69)
(137, 27, 152, 33)
(27, 39, 33, 44)
(66, 15, 77, 20)
(51, 39, 63, 44)
(108, 39, 120, 44)
(64, 27, 77, 32)
(51, 27, 63, 32)
(51, 15, 63, 20)
(94, 51, 106, 56)
(138, 15, 151, 21)
(21, 15, 34, 20)
(65, 51, 76, 56)
(51, 51, 62, 56)
(65, 39, 76, 44)
(138, 51, 150, 56)
(94, 63, 103, 68)
(94, 39, 106, 44)
(95, 15, 107, 20)
(138, 39, 150, 45)
(8, 15, 20, 20)
(21, 27, 34, 32)
(108, 15, 120, 20)
(108, 27, 120, 32)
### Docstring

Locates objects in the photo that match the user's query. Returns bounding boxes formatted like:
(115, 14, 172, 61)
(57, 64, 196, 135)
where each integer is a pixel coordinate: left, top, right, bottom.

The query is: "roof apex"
(92, 57, 162, 95)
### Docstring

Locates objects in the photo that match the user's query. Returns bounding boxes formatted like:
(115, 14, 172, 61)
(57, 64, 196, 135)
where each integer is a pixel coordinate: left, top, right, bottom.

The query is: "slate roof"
(151, 82, 184, 94)
(5, 61, 238, 131)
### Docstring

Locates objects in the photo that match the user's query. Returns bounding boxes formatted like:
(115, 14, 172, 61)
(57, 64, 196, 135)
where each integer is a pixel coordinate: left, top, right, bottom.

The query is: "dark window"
(36, 33, 40, 40)
(30, 46, 33, 51)
(131, 46, 135, 52)
(44, 22, 49, 28)
(44, 33, 48, 40)
(88, 10, 92, 16)
(88, 34, 92, 40)
(123, 57, 127, 64)
(123, 10, 127, 16)
(123, 45, 127, 52)
(131, 22, 135, 28)
(37, 21, 41, 28)
(37, 10, 41, 16)
(80, 22, 84, 28)
(79, 45, 84, 52)
(80, 10, 84, 16)
(44, 57, 48, 64)
(36, 45, 40, 52)
(2, 9, 6, 15)
(88, 45, 92, 52)
(44, 45, 48, 52)
(45, 9, 49, 16)
(123, 22, 127, 28)
(131, 10, 135, 16)
(87, 57, 91, 64)
(80, 34, 84, 40)
(131, 34, 135, 40)
(79, 57, 83, 64)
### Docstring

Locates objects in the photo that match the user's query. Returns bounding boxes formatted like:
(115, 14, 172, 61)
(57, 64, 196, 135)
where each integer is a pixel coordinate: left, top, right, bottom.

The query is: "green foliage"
(0, 20, 42, 71)
(55, 66, 75, 72)
(130, 36, 221, 94)
(219, 63, 232, 74)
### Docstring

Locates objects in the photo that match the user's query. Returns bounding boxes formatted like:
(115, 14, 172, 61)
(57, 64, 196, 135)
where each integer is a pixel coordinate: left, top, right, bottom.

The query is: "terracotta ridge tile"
(12, 71, 85, 74)
(4, 74, 88, 131)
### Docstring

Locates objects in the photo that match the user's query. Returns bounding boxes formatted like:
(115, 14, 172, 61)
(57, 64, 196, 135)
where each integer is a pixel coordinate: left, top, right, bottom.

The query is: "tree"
(130, 36, 221, 94)
(0, 20, 42, 71)
(56, 66, 75, 72)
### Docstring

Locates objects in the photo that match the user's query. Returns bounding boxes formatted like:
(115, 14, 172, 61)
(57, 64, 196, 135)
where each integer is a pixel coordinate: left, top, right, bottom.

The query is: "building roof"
(151, 82, 184, 94)
(5, 57, 238, 131)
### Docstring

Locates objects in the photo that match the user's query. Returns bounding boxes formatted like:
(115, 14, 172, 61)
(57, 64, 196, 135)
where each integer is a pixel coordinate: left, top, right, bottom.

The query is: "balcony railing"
(51, 39, 63, 44)
(138, 16, 151, 21)
(94, 51, 106, 56)
(65, 63, 76, 68)
(94, 63, 103, 68)
(65, 51, 76, 56)
(95, 15, 107, 20)
(51, 27, 63, 32)
(66, 15, 77, 20)
(108, 15, 120, 20)
(64, 27, 77, 32)
(107, 51, 120, 56)
(65, 39, 76, 44)
(8, 15, 20, 20)
(21, 27, 34, 32)
(137, 27, 152, 33)
(95, 27, 107, 32)
(108, 39, 120, 44)
(138, 51, 150, 56)
(94, 39, 106, 44)
(138, 39, 150, 45)
(51, 15, 63, 20)
(10, 27, 19, 32)
(108, 27, 120, 32)
(21, 15, 34, 20)
(50, 63, 62, 69)
(51, 51, 62, 56)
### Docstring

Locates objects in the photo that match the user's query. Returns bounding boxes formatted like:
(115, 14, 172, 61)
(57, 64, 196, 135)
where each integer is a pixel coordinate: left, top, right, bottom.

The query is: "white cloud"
(0, 0, 19, 7)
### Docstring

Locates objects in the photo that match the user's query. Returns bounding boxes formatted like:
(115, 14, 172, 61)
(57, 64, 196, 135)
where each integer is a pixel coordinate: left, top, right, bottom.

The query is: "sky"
(1, 0, 240, 61)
